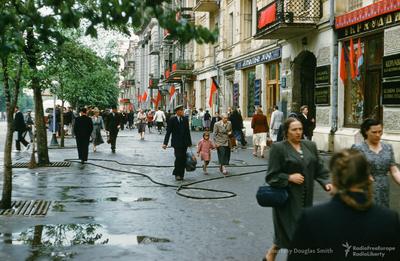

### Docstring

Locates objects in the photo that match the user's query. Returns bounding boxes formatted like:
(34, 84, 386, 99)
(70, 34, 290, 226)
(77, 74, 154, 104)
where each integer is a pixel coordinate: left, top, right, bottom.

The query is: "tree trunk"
(25, 28, 49, 166)
(1, 110, 15, 209)
(60, 84, 65, 147)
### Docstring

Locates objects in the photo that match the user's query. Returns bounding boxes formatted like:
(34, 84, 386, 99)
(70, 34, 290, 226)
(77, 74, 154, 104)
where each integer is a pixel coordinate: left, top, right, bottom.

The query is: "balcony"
(148, 77, 160, 89)
(193, 0, 219, 12)
(254, 0, 320, 40)
(163, 61, 196, 83)
(149, 42, 160, 55)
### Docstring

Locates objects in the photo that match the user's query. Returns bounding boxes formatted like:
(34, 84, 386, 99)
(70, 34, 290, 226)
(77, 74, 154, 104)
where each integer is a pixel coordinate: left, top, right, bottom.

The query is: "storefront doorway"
(293, 51, 317, 118)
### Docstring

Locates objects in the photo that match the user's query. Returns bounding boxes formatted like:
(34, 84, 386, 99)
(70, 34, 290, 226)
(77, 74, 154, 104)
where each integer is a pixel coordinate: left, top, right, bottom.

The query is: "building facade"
(121, 0, 400, 160)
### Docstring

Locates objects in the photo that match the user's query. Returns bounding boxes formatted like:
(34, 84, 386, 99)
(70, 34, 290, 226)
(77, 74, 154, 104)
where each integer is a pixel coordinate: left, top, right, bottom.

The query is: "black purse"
(256, 185, 288, 207)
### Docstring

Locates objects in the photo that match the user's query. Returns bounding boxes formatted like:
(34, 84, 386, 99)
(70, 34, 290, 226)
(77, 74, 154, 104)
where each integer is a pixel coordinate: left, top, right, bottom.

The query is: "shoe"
(175, 176, 183, 181)
(261, 155, 265, 158)
(252, 152, 257, 157)
(222, 166, 228, 175)
(204, 171, 208, 175)
(112, 149, 115, 153)
(93, 147, 97, 152)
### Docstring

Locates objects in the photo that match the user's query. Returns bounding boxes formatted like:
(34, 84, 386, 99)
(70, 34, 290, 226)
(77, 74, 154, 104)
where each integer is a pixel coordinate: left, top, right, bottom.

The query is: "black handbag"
(185, 150, 197, 172)
(256, 185, 288, 207)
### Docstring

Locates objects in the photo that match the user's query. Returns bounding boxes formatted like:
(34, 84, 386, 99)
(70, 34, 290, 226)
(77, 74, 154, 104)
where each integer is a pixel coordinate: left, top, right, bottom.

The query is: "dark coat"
(14, 111, 26, 132)
(163, 116, 192, 148)
(266, 140, 330, 248)
(288, 194, 400, 261)
(105, 112, 122, 133)
(229, 111, 243, 131)
(298, 114, 314, 139)
(74, 115, 93, 140)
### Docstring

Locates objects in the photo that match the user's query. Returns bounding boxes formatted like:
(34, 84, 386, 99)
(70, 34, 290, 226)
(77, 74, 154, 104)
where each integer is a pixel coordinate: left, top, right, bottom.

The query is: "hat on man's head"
(111, 105, 117, 110)
(174, 104, 184, 112)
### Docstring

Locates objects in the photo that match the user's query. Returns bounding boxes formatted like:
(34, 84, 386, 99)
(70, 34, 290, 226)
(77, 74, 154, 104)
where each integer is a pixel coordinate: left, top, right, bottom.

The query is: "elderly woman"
(352, 118, 400, 208)
(91, 108, 105, 152)
(288, 149, 400, 260)
(251, 107, 269, 158)
(213, 113, 232, 175)
(264, 117, 332, 261)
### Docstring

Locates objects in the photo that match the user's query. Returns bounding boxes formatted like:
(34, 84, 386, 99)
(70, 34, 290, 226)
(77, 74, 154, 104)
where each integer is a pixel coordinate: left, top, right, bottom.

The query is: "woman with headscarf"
(213, 113, 232, 175)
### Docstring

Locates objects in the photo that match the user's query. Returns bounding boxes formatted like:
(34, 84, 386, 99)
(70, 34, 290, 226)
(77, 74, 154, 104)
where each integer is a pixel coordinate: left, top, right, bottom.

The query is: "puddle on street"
(0, 223, 171, 248)
(57, 197, 155, 203)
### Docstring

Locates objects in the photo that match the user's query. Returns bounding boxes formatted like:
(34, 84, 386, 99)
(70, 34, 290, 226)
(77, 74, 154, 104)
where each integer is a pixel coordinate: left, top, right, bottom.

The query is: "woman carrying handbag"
(263, 117, 332, 261)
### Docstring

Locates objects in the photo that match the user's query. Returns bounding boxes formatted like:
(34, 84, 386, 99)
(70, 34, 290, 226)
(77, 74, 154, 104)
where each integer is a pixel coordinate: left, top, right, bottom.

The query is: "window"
(246, 68, 256, 117)
(343, 35, 383, 127)
(243, 0, 253, 39)
(228, 12, 234, 46)
(348, 0, 362, 11)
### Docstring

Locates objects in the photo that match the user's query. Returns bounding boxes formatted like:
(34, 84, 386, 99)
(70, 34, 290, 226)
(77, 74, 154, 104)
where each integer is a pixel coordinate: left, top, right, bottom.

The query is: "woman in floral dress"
(352, 118, 400, 208)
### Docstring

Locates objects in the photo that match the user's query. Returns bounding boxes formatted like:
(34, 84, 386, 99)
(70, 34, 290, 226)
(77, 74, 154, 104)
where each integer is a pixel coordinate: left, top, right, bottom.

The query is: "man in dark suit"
(73, 108, 93, 163)
(13, 106, 29, 151)
(298, 105, 315, 140)
(162, 105, 192, 181)
(105, 105, 121, 153)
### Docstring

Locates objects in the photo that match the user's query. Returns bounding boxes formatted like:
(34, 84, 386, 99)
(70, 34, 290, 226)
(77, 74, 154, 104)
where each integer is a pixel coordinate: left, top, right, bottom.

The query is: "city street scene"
(1, 0, 400, 260)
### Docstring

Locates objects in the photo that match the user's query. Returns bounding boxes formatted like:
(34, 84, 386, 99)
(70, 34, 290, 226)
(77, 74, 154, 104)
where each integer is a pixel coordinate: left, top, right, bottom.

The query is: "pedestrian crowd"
(11, 102, 400, 260)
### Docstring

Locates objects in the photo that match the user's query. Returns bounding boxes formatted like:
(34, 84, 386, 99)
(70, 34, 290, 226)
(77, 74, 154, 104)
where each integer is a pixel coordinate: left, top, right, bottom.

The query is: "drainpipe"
(329, 0, 338, 152)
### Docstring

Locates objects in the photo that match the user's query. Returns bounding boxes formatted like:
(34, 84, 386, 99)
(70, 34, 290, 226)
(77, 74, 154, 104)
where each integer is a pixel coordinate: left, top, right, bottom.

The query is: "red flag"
(142, 91, 148, 102)
(138, 94, 142, 103)
(169, 85, 176, 102)
(208, 78, 219, 108)
(155, 90, 162, 108)
(349, 38, 355, 80)
(340, 45, 347, 83)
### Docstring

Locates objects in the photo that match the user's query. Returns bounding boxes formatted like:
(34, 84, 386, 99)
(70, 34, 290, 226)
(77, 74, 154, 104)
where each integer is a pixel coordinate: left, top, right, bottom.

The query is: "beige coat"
(213, 120, 232, 147)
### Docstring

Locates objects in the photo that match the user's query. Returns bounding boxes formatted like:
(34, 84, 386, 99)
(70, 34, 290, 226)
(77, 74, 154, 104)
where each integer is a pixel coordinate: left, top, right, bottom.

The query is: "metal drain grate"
(0, 200, 51, 216)
(12, 161, 71, 168)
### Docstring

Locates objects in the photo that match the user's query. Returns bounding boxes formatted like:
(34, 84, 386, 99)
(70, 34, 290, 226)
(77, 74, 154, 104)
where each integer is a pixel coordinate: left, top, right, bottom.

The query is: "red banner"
(257, 3, 277, 29)
(335, 0, 400, 29)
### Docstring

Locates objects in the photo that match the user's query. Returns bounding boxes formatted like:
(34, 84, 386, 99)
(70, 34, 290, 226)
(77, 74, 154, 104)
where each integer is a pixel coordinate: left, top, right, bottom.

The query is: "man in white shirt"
(270, 105, 284, 142)
(154, 107, 166, 134)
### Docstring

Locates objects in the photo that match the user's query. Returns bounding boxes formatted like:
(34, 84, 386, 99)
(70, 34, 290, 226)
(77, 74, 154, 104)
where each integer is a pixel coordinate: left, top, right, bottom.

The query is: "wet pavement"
(0, 122, 398, 261)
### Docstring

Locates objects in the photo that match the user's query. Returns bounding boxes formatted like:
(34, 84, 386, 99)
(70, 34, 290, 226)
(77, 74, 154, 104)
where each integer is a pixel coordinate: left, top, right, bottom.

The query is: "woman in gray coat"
(213, 113, 232, 175)
(264, 117, 332, 261)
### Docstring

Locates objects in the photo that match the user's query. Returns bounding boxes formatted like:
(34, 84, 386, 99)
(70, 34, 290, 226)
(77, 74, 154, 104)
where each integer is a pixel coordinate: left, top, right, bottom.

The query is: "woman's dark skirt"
(217, 146, 230, 165)
(138, 123, 146, 133)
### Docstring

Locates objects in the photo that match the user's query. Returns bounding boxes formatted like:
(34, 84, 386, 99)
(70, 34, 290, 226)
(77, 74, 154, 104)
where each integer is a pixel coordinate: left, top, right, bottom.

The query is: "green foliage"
(45, 40, 119, 109)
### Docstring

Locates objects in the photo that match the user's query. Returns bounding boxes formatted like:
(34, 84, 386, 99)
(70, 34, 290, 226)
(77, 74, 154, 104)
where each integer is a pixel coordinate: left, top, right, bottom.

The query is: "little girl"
(197, 132, 215, 175)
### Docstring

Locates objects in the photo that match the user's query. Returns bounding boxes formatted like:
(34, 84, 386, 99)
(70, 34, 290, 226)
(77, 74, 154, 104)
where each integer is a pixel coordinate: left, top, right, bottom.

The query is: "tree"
(0, 0, 217, 209)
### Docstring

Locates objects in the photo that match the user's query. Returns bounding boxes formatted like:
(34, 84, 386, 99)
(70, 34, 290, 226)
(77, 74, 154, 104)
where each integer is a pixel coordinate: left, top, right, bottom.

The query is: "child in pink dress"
(197, 132, 215, 175)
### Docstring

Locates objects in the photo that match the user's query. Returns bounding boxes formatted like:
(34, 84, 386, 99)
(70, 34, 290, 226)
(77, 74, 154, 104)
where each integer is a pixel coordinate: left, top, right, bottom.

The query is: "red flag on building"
(349, 38, 356, 80)
(340, 45, 347, 83)
(142, 91, 148, 103)
(208, 78, 219, 108)
(169, 85, 176, 105)
(155, 90, 162, 108)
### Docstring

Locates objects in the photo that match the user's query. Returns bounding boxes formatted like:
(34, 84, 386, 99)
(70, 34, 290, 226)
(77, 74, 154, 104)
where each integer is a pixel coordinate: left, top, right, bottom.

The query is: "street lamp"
(49, 80, 59, 147)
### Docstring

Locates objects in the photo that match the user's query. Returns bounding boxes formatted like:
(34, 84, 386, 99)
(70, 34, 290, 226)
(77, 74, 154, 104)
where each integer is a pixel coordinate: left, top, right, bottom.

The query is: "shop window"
(246, 69, 256, 117)
(343, 35, 383, 127)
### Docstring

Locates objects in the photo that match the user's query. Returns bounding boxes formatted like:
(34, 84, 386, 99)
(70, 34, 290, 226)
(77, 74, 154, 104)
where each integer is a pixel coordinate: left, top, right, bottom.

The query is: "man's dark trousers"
(16, 130, 29, 151)
(109, 130, 119, 151)
(173, 147, 187, 177)
(76, 139, 89, 161)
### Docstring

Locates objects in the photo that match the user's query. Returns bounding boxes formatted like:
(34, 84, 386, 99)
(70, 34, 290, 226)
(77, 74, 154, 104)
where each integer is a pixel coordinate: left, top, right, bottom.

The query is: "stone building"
(122, 0, 400, 159)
